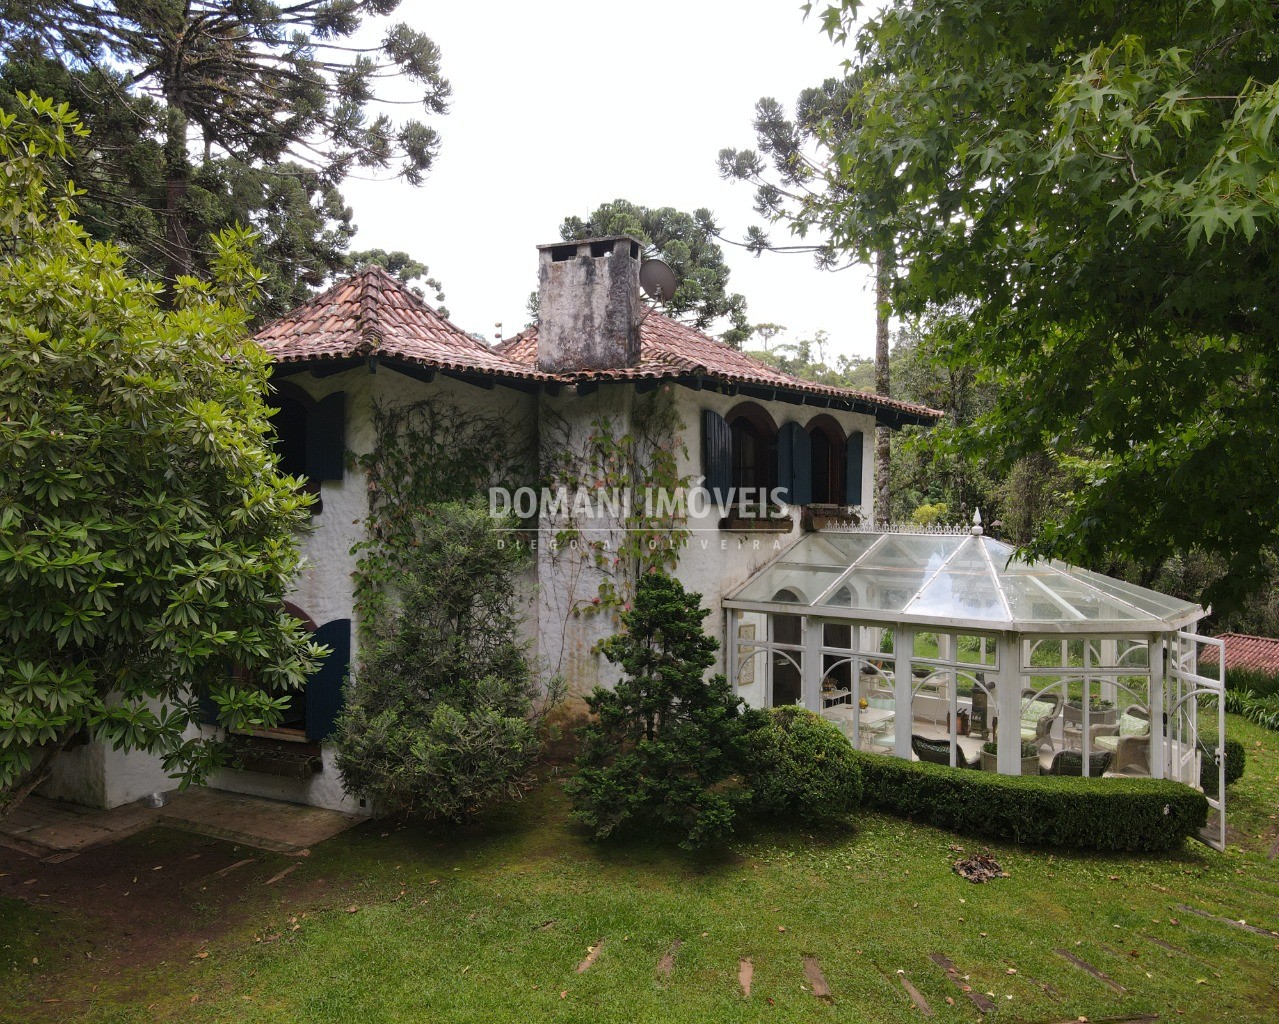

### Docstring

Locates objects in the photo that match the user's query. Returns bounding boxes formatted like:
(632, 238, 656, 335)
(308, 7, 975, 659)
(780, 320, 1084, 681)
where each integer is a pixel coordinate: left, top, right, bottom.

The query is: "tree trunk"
(874, 248, 891, 527)
(162, 104, 194, 289)
(0, 726, 80, 821)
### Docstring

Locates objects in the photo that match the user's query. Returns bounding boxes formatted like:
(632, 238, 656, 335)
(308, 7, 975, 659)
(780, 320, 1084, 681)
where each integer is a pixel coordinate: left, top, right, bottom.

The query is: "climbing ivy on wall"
(351, 395, 530, 632)
(540, 387, 691, 621)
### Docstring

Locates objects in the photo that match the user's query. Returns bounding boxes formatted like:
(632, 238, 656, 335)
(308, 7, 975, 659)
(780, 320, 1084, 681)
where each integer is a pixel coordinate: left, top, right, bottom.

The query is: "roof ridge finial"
(971, 508, 984, 536)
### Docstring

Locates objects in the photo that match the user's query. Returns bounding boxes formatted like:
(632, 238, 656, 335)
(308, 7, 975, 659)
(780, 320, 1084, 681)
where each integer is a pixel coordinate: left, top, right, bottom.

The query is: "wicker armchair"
(912, 734, 980, 769)
(1102, 735, 1151, 777)
(1040, 749, 1113, 776)
(1020, 690, 1062, 752)
(1091, 704, 1150, 751)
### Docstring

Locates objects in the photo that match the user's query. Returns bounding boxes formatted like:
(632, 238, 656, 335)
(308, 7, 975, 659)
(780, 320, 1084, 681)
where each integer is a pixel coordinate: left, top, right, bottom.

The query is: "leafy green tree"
(0, 96, 322, 816)
(566, 571, 764, 850)
(335, 503, 553, 822)
(803, 0, 1279, 610)
(558, 199, 751, 346)
(0, 1, 449, 289)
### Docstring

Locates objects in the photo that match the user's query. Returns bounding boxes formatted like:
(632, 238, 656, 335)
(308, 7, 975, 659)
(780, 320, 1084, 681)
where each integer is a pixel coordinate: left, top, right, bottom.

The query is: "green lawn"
(3, 715, 1278, 1023)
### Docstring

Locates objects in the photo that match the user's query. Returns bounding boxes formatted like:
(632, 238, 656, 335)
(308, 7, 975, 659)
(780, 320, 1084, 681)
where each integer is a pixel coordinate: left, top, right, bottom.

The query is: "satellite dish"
(639, 258, 677, 302)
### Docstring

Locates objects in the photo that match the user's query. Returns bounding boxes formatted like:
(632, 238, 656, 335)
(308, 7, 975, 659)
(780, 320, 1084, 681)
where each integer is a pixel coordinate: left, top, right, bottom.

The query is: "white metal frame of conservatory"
(722, 526, 1228, 850)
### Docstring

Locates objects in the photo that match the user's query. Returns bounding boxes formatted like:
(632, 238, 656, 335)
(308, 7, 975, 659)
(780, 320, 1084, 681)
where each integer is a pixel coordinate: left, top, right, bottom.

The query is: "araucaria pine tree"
(567, 571, 764, 850)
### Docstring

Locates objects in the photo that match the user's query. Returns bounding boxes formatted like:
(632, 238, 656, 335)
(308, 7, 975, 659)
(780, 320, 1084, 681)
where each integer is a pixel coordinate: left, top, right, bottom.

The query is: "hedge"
(850, 751, 1208, 853)
(1201, 739, 1245, 797)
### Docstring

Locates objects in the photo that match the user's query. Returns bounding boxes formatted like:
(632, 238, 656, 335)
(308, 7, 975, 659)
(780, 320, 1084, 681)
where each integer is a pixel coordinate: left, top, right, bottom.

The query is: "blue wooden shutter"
(702, 409, 732, 505)
(776, 422, 812, 505)
(845, 429, 865, 505)
(305, 618, 351, 741)
(198, 685, 220, 726)
(305, 392, 345, 481)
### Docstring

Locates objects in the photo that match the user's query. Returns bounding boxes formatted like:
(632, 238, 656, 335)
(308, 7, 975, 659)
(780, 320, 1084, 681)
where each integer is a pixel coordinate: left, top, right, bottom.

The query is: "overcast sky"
(342, 0, 880, 359)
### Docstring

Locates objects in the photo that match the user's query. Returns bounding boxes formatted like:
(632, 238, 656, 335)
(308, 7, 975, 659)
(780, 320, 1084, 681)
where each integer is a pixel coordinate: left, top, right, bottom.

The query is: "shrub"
(1201, 739, 1245, 797)
(335, 503, 556, 822)
(1225, 666, 1279, 699)
(853, 752, 1208, 852)
(981, 739, 1039, 759)
(566, 571, 765, 850)
(746, 707, 862, 825)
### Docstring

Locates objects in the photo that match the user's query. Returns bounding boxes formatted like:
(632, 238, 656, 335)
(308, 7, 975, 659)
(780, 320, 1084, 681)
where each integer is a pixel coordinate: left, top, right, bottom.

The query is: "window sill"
(718, 512, 794, 533)
(802, 504, 863, 531)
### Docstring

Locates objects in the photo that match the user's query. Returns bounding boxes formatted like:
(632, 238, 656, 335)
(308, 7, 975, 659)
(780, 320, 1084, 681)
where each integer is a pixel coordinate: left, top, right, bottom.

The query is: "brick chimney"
(536, 235, 643, 372)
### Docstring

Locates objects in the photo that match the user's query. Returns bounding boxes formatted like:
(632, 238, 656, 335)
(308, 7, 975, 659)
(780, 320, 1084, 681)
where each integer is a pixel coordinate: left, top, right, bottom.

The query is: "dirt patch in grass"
(0, 825, 355, 1020)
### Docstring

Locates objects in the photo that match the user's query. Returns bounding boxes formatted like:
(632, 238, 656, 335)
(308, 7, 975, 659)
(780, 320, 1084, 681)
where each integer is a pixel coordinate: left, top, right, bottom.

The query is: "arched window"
(727, 402, 778, 500)
(806, 415, 847, 505)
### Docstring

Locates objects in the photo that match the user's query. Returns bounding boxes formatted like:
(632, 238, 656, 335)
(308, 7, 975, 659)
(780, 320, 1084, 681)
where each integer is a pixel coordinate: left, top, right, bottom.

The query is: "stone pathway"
(0, 788, 361, 859)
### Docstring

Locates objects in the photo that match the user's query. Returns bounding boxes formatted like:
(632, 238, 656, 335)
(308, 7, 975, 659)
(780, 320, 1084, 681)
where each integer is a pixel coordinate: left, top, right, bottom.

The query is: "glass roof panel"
(1067, 566, 1197, 617)
(725, 531, 1203, 630)
(733, 562, 849, 604)
(778, 532, 878, 567)
(820, 567, 931, 612)
(908, 568, 1007, 620)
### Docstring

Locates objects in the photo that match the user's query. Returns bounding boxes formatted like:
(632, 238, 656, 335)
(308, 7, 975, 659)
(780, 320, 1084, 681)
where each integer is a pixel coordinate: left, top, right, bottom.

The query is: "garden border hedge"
(850, 751, 1208, 852)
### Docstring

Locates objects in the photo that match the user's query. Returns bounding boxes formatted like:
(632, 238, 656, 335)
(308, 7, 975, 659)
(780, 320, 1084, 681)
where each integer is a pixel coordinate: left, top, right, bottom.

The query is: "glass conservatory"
(723, 525, 1228, 848)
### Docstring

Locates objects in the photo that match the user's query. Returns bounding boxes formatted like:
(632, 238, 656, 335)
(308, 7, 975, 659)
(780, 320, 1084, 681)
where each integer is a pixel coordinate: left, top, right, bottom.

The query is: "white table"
(823, 705, 895, 750)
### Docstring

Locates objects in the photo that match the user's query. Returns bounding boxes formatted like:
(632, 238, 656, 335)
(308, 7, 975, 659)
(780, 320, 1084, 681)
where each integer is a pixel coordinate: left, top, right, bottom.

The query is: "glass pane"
(771, 649, 802, 706)
(908, 568, 1006, 621)
(734, 562, 848, 603)
(772, 612, 803, 647)
(735, 647, 768, 709)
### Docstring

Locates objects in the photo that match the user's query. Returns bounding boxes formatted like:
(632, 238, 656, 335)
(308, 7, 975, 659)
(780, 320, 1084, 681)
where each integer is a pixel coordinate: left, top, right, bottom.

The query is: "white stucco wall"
(76, 363, 882, 812)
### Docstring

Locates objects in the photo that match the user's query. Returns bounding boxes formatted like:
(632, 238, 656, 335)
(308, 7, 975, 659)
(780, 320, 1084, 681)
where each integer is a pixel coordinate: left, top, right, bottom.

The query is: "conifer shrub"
(566, 571, 766, 850)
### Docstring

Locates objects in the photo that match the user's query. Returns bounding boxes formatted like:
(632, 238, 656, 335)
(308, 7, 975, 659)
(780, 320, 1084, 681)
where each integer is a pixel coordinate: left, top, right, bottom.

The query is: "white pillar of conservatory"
(893, 626, 915, 759)
(1149, 633, 1166, 780)
(1100, 637, 1118, 704)
(995, 632, 1022, 774)
(803, 614, 822, 712)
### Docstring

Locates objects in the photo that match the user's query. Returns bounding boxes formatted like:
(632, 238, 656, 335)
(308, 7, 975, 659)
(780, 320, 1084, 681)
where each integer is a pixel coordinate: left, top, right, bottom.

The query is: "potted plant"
(1063, 695, 1117, 728)
(981, 739, 1040, 775)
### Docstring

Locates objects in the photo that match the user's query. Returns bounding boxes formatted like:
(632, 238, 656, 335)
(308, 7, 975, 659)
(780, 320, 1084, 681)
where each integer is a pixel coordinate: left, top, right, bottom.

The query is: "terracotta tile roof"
(254, 265, 542, 381)
(497, 315, 942, 426)
(1198, 632, 1279, 673)
(255, 268, 941, 425)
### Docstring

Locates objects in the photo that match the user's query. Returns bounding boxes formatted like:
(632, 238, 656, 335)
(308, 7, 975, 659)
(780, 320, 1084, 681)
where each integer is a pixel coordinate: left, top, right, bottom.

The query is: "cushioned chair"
(1020, 690, 1061, 751)
(1092, 705, 1150, 753)
(912, 734, 979, 769)
(1040, 749, 1113, 776)
(1102, 735, 1152, 777)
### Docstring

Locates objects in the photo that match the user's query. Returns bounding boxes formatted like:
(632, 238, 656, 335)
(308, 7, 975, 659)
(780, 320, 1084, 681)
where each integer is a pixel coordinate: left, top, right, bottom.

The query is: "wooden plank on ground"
(898, 973, 934, 1016)
(1005, 963, 1061, 999)
(1042, 1015, 1158, 1024)
(1054, 948, 1126, 994)
(656, 940, 681, 979)
(264, 864, 298, 886)
(738, 957, 753, 998)
(1175, 903, 1279, 937)
(576, 938, 604, 974)
(205, 858, 255, 882)
(802, 955, 833, 1003)
(929, 952, 995, 1012)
